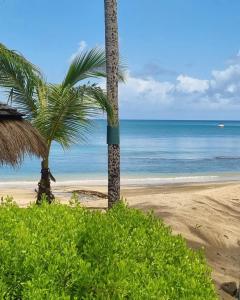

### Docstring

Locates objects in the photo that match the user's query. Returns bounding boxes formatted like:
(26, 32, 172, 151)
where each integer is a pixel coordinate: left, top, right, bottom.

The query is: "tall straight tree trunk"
(36, 157, 55, 204)
(104, 0, 120, 208)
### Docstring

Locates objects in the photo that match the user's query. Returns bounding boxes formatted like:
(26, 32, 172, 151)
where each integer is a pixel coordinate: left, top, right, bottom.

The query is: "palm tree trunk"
(36, 158, 54, 204)
(104, 0, 120, 208)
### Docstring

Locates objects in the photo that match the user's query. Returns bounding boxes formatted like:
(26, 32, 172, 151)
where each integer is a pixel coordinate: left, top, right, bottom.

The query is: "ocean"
(1, 120, 240, 185)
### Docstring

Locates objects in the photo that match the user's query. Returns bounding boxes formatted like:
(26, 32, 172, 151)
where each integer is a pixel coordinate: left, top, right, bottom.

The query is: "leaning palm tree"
(34, 82, 112, 203)
(0, 43, 115, 203)
(104, 0, 121, 208)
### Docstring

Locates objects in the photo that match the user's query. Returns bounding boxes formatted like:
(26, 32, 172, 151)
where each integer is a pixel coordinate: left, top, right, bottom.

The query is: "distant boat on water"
(218, 123, 224, 128)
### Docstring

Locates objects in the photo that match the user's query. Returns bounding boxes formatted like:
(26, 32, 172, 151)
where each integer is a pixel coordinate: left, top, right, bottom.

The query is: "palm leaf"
(0, 43, 42, 119)
(63, 47, 126, 88)
(78, 84, 114, 123)
(34, 85, 99, 148)
(63, 48, 106, 88)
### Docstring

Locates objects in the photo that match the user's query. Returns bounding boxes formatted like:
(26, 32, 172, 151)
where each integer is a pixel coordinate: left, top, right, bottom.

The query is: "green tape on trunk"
(107, 125, 120, 145)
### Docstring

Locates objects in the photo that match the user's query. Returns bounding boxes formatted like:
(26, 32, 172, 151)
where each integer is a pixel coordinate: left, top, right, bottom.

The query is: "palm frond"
(0, 43, 40, 75)
(63, 48, 106, 88)
(63, 47, 126, 88)
(77, 85, 114, 123)
(0, 43, 42, 118)
(34, 84, 99, 148)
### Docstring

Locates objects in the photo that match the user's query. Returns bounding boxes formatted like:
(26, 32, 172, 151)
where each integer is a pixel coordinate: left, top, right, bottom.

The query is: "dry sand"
(0, 181, 239, 299)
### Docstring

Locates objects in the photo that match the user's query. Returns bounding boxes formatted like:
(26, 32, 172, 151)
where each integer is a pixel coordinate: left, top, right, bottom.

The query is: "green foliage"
(69, 192, 81, 207)
(0, 195, 16, 207)
(34, 84, 93, 147)
(63, 48, 107, 87)
(0, 201, 217, 299)
(0, 43, 41, 119)
(63, 47, 125, 88)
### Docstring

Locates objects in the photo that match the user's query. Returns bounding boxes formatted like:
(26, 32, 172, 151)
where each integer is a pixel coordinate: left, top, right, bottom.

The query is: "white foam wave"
(0, 174, 239, 188)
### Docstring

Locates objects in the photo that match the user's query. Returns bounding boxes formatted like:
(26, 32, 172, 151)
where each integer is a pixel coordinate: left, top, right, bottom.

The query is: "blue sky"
(1, 0, 240, 119)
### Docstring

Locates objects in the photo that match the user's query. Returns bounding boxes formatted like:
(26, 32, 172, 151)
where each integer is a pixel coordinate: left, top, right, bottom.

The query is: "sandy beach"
(0, 181, 239, 299)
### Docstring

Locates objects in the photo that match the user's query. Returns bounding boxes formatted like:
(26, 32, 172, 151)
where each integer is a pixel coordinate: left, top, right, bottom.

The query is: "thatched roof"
(0, 104, 24, 119)
(0, 104, 47, 166)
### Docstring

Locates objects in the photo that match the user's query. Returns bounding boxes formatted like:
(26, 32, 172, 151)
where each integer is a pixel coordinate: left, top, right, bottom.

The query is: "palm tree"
(104, 0, 120, 208)
(0, 44, 114, 203)
(34, 82, 112, 203)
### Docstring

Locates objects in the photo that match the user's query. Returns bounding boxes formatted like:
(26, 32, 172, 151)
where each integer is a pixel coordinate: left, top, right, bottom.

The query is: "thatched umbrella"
(0, 104, 47, 166)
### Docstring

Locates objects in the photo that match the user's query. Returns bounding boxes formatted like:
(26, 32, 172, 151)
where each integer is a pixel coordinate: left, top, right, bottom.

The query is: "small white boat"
(218, 124, 224, 128)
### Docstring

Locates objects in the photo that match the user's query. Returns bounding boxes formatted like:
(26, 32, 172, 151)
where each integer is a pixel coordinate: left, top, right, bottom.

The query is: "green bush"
(0, 197, 217, 299)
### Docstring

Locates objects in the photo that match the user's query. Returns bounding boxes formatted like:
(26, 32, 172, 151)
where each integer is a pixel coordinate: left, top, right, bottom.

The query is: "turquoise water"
(1, 120, 240, 184)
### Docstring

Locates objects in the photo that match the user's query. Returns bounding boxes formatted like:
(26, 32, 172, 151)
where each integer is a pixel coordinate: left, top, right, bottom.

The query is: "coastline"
(0, 180, 239, 299)
(1, 171, 240, 187)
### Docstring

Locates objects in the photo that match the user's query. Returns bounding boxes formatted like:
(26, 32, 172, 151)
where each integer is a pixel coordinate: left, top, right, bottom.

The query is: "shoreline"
(1, 172, 240, 188)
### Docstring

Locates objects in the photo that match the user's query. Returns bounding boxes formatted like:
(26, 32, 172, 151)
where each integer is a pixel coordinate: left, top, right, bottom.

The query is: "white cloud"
(226, 84, 237, 93)
(210, 64, 240, 98)
(69, 40, 87, 62)
(117, 54, 240, 119)
(120, 73, 174, 103)
(176, 75, 209, 93)
(212, 64, 240, 83)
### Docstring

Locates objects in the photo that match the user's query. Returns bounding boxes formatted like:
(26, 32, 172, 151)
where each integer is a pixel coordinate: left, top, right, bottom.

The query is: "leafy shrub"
(0, 198, 217, 299)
